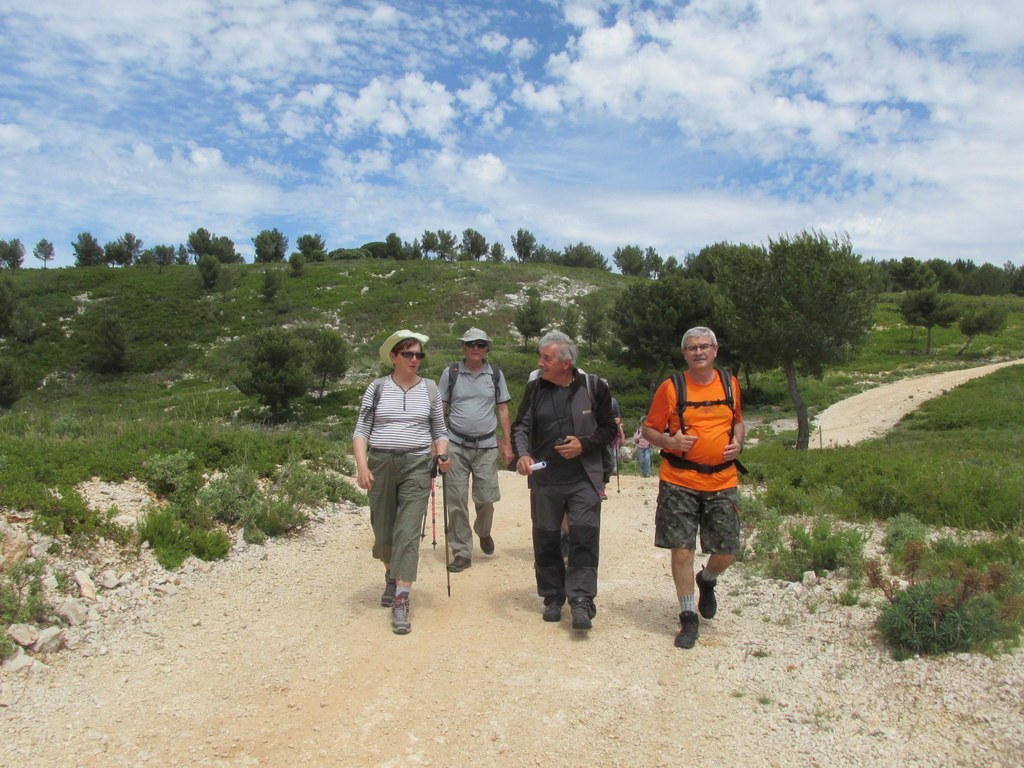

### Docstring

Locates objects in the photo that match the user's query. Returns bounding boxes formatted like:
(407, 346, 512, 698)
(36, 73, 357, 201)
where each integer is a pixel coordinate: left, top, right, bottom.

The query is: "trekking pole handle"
(432, 454, 448, 478)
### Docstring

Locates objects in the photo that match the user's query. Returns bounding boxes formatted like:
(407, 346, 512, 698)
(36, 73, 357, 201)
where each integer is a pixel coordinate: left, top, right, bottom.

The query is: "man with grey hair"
(438, 327, 513, 572)
(642, 326, 745, 649)
(512, 330, 618, 631)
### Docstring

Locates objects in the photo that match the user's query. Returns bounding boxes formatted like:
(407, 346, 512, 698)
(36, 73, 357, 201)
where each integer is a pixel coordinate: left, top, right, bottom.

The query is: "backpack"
(445, 362, 503, 404)
(364, 376, 439, 431)
(660, 369, 747, 475)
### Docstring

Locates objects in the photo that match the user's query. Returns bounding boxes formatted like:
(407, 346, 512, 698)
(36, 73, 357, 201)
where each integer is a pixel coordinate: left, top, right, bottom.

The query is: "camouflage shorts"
(654, 483, 742, 555)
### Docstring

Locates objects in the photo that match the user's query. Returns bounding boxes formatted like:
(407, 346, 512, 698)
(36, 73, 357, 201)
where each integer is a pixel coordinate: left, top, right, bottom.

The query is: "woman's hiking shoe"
(543, 597, 564, 622)
(675, 611, 699, 649)
(570, 597, 595, 631)
(381, 571, 397, 607)
(391, 594, 411, 634)
(696, 569, 717, 619)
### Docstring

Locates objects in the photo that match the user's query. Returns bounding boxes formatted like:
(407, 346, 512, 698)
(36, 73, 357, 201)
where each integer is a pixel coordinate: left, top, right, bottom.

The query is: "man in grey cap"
(438, 328, 513, 571)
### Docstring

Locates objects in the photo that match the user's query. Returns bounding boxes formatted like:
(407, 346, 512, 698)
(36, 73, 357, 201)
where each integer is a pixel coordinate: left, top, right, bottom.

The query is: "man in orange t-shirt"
(642, 326, 745, 650)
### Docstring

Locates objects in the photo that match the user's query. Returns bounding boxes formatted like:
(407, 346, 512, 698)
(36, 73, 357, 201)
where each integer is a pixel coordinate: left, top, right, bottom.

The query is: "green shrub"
(144, 449, 199, 499)
(137, 506, 231, 569)
(241, 499, 304, 544)
(195, 464, 308, 544)
(884, 513, 930, 555)
(0, 560, 54, 628)
(196, 465, 262, 526)
(82, 314, 129, 374)
(33, 487, 108, 540)
(877, 578, 1003, 658)
(0, 634, 15, 661)
(0, 359, 23, 408)
(50, 414, 84, 438)
(138, 506, 193, 569)
(761, 483, 813, 515)
(750, 507, 785, 559)
(758, 517, 865, 581)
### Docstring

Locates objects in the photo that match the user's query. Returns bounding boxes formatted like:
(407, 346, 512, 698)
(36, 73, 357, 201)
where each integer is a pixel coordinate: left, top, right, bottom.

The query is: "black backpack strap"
(662, 369, 747, 475)
(445, 362, 460, 403)
(448, 361, 503, 403)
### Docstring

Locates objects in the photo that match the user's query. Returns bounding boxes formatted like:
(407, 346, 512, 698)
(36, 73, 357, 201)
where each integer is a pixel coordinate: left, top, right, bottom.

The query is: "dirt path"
(812, 359, 1024, 448)
(3, 365, 1024, 767)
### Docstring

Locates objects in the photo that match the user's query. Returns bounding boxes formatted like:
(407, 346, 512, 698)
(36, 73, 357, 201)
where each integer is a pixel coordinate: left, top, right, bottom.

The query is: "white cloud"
(514, 82, 563, 114)
(367, 3, 400, 27)
(509, 37, 537, 61)
(458, 78, 497, 113)
(480, 32, 510, 53)
(238, 105, 270, 132)
(331, 73, 454, 140)
(295, 83, 335, 109)
(462, 153, 508, 185)
(0, 123, 41, 152)
(279, 110, 318, 140)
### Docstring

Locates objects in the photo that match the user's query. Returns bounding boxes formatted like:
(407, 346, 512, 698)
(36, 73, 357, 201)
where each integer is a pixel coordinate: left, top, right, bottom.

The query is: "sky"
(2, 0, 1023, 270)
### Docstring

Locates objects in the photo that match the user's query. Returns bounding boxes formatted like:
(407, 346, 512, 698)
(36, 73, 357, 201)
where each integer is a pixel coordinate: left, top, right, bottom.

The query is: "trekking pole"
(430, 460, 439, 549)
(615, 440, 621, 493)
(421, 490, 428, 541)
(440, 456, 452, 597)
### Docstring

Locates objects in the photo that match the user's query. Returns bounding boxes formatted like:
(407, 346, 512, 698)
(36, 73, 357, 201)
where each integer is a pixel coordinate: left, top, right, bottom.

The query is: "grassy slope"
(1, 259, 1023, 531)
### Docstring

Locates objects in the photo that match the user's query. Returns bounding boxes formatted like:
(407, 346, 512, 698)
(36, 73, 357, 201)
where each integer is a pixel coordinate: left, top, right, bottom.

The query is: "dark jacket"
(511, 370, 617, 492)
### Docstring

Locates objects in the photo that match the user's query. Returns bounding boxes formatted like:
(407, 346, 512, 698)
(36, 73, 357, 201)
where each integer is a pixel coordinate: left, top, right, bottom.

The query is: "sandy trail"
(2, 363, 1024, 767)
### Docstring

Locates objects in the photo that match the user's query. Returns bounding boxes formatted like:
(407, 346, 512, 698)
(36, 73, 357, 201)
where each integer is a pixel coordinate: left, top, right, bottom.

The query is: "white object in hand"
(529, 461, 547, 471)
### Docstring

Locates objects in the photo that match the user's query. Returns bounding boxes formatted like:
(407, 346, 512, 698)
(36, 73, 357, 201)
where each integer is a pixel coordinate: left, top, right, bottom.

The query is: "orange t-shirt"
(644, 371, 743, 491)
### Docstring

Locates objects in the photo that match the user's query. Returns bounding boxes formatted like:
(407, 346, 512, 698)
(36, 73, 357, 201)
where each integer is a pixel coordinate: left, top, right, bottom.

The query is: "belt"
(370, 446, 431, 455)
(449, 427, 495, 444)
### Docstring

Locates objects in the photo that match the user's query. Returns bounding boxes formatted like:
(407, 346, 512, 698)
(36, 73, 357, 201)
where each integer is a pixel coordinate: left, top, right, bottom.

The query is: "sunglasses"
(398, 351, 426, 360)
(464, 341, 488, 349)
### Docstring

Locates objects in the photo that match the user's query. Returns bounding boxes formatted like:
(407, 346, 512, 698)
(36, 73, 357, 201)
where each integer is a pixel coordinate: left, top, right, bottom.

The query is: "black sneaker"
(696, 569, 718, 619)
(391, 594, 411, 634)
(570, 597, 594, 631)
(480, 536, 495, 555)
(675, 610, 699, 649)
(543, 597, 564, 622)
(381, 570, 397, 607)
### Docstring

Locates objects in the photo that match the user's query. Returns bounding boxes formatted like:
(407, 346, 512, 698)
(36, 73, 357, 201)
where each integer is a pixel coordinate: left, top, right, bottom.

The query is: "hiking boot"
(447, 555, 472, 573)
(543, 597, 564, 623)
(696, 569, 718, 619)
(381, 570, 396, 607)
(479, 535, 495, 555)
(570, 597, 595, 631)
(675, 610, 699, 649)
(391, 594, 411, 634)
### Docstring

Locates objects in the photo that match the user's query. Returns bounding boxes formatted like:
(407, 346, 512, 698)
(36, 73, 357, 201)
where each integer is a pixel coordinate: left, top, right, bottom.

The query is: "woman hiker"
(352, 329, 450, 634)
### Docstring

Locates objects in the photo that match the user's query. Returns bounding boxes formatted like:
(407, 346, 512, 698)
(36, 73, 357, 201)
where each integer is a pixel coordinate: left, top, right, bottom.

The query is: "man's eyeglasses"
(464, 341, 488, 349)
(683, 343, 715, 353)
(398, 351, 426, 360)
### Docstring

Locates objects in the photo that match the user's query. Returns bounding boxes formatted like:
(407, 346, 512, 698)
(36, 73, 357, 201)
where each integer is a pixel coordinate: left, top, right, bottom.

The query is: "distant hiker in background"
(352, 330, 450, 636)
(633, 423, 652, 478)
(512, 331, 617, 632)
(642, 326, 745, 650)
(437, 327, 513, 573)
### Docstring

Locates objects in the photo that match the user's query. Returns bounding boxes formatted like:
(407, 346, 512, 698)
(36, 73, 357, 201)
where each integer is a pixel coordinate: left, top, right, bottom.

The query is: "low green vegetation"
(0, 257, 1022, 661)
